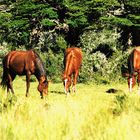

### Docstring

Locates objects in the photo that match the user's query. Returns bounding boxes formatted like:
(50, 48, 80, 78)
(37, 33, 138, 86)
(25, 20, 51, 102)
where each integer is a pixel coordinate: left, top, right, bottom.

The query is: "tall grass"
(0, 77, 140, 140)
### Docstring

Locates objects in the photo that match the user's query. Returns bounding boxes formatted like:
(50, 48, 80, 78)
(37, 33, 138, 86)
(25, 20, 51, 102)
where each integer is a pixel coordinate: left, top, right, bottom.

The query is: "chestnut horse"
(63, 47, 82, 95)
(1, 50, 48, 98)
(126, 47, 140, 93)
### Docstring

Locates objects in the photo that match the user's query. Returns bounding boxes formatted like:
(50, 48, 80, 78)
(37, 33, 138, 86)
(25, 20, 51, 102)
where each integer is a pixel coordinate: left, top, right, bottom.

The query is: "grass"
(0, 76, 140, 140)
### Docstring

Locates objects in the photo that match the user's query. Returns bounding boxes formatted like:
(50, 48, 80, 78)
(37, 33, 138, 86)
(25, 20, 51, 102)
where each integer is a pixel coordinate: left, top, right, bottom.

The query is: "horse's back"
(65, 47, 82, 67)
(133, 47, 140, 70)
(66, 47, 82, 57)
(4, 50, 36, 75)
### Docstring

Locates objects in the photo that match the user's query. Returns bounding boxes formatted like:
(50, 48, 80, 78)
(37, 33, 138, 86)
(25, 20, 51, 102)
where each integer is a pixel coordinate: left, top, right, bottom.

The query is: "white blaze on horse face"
(64, 79, 68, 93)
(129, 78, 133, 92)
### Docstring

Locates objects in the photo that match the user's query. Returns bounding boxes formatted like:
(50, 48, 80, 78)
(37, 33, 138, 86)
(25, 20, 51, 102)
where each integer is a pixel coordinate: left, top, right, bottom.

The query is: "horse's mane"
(33, 50, 46, 77)
(128, 49, 134, 77)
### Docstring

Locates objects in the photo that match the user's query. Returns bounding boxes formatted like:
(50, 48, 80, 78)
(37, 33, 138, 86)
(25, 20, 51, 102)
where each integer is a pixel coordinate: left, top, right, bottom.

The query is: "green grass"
(0, 77, 140, 140)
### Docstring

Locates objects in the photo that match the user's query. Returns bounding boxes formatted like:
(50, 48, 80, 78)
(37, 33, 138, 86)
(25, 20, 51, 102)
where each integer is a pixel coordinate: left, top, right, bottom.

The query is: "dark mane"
(33, 50, 46, 78)
(127, 49, 134, 77)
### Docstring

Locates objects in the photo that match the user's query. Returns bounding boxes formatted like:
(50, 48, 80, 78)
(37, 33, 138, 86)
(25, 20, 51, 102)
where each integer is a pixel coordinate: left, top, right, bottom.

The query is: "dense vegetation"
(0, 0, 140, 82)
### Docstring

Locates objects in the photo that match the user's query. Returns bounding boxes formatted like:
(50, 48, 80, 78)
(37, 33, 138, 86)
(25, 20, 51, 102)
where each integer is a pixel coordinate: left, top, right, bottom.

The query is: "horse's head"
(38, 76, 48, 98)
(63, 75, 71, 93)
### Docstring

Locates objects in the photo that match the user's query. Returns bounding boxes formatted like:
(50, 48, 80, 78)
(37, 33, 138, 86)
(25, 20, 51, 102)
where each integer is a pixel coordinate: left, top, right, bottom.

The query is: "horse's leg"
(11, 74, 16, 94)
(26, 72, 31, 97)
(137, 72, 140, 94)
(73, 71, 79, 93)
(7, 76, 11, 94)
(7, 85, 10, 94)
(40, 92, 43, 99)
(7, 73, 15, 94)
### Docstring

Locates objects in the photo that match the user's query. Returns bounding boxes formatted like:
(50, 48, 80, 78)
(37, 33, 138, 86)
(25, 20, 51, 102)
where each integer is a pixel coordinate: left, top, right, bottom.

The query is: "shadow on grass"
(106, 88, 125, 94)
(50, 90, 65, 95)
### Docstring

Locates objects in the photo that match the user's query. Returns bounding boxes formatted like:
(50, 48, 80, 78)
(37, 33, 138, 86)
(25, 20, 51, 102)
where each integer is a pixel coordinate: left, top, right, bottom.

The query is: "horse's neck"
(34, 57, 46, 80)
(35, 72, 46, 82)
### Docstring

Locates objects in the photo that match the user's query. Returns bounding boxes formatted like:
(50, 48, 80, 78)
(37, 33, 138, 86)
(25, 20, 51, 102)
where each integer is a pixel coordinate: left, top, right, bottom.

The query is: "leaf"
(41, 19, 56, 27)
(40, 8, 58, 19)
(101, 17, 134, 26)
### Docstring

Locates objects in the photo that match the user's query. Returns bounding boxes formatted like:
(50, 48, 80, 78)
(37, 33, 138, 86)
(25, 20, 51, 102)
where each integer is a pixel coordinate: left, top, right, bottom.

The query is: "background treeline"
(0, 0, 140, 83)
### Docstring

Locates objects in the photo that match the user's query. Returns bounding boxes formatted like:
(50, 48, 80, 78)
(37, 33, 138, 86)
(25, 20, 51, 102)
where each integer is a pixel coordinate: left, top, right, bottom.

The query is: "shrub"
(0, 44, 10, 77)
(80, 27, 129, 83)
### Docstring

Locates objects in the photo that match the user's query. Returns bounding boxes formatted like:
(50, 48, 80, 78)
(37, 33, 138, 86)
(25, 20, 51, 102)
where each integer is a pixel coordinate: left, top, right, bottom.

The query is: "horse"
(125, 47, 140, 93)
(63, 47, 82, 95)
(1, 49, 48, 98)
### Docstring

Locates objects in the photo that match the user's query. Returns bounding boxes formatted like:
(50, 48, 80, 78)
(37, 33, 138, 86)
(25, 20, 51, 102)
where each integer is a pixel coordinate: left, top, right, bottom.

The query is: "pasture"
(0, 77, 140, 140)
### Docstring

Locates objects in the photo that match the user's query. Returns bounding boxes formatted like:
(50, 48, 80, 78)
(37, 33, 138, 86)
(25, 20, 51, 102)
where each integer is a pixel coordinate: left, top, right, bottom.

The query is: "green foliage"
(93, 51, 107, 74)
(64, 1, 88, 27)
(0, 45, 9, 58)
(101, 17, 134, 26)
(41, 19, 57, 27)
(0, 0, 140, 83)
(1, 0, 140, 47)
(56, 35, 67, 50)
(0, 12, 12, 26)
(45, 49, 64, 82)
(80, 28, 124, 83)
(0, 45, 9, 76)
(40, 7, 58, 19)
(112, 94, 128, 115)
(0, 1, 59, 47)
(125, 0, 140, 8)
(81, 28, 119, 51)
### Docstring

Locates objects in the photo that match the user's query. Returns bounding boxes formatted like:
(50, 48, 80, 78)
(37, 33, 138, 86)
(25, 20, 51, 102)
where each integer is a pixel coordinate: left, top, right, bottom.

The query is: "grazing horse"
(1, 50, 48, 98)
(126, 47, 140, 93)
(63, 47, 82, 95)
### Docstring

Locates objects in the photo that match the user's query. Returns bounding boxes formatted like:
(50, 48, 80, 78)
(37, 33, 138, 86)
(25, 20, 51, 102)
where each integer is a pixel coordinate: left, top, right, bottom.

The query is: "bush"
(34, 32, 67, 82)
(80, 27, 129, 83)
(0, 44, 10, 77)
(46, 51, 64, 82)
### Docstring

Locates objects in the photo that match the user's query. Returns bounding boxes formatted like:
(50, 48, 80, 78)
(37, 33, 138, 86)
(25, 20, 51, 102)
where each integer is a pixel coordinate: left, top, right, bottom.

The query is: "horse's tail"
(127, 50, 134, 77)
(1, 57, 8, 89)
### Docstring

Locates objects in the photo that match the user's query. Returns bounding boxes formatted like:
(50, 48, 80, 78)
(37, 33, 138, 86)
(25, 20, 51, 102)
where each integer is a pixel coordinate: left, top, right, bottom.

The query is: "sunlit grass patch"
(0, 77, 140, 140)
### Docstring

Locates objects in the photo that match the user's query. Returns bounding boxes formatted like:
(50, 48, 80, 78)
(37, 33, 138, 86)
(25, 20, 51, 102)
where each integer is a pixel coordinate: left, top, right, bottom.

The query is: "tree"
(100, 0, 140, 48)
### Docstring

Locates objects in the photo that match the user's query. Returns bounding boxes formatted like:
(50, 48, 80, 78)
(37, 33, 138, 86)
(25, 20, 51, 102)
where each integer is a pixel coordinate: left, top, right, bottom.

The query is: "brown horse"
(125, 47, 140, 93)
(1, 50, 48, 98)
(63, 47, 82, 95)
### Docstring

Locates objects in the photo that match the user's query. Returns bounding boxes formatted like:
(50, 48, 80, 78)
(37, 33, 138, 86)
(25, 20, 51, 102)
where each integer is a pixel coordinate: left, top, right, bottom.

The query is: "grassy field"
(0, 77, 140, 140)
